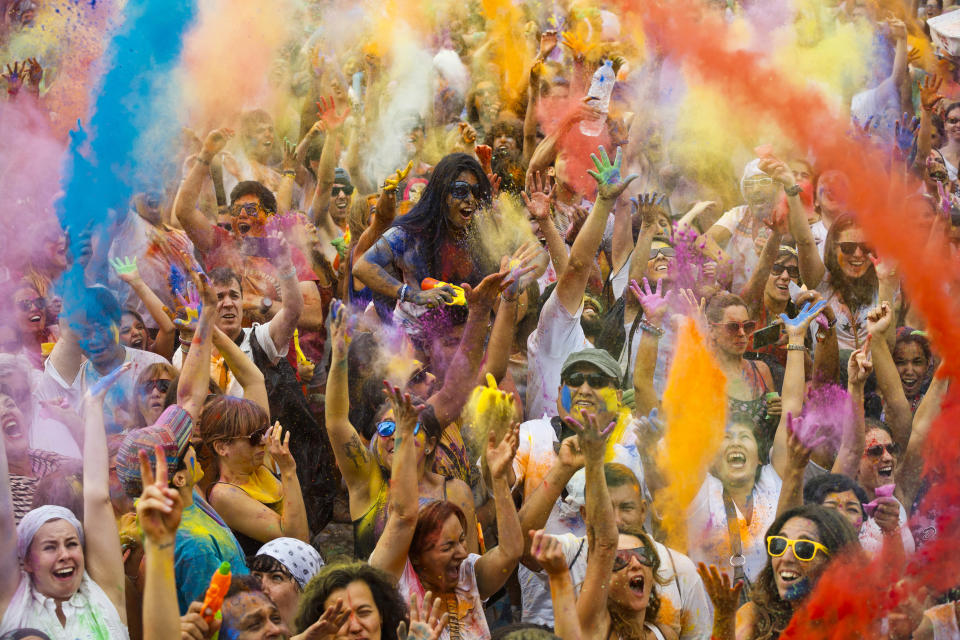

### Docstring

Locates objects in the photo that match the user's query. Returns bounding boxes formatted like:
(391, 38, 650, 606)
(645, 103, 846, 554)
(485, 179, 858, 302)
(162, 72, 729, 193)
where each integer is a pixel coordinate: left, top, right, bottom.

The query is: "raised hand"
(779, 299, 828, 339)
(868, 252, 898, 282)
(265, 422, 296, 474)
(383, 161, 413, 193)
(895, 112, 920, 151)
(555, 435, 585, 471)
(299, 599, 352, 640)
(382, 382, 425, 437)
(851, 115, 877, 141)
(920, 74, 944, 113)
(633, 408, 664, 448)
(757, 157, 796, 188)
(476, 145, 493, 175)
(458, 122, 478, 146)
(563, 411, 614, 462)
(316, 96, 351, 131)
(785, 412, 817, 465)
(865, 302, 892, 338)
(87, 362, 133, 400)
(630, 192, 668, 229)
(202, 128, 234, 158)
(847, 339, 874, 387)
(175, 285, 203, 331)
(538, 30, 558, 59)
(587, 146, 638, 201)
(281, 137, 298, 173)
(462, 269, 511, 310)
(397, 591, 448, 640)
(24, 58, 42, 92)
(560, 30, 595, 62)
(110, 256, 141, 284)
(696, 563, 742, 623)
(522, 171, 554, 221)
(181, 599, 221, 640)
(564, 205, 589, 244)
(137, 446, 183, 546)
(530, 530, 568, 576)
(4, 61, 23, 95)
(486, 422, 520, 480)
(329, 299, 352, 355)
(629, 277, 671, 327)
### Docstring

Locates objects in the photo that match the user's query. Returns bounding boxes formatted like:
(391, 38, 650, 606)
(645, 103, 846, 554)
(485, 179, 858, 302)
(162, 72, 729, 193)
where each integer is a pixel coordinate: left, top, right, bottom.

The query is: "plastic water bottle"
(579, 60, 615, 137)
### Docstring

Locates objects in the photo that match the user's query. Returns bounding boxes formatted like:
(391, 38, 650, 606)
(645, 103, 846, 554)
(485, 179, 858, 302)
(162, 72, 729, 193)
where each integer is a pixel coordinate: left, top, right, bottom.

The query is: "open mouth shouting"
(726, 448, 747, 469)
(877, 463, 894, 480)
(2, 414, 23, 440)
(52, 566, 78, 582)
(628, 574, 645, 595)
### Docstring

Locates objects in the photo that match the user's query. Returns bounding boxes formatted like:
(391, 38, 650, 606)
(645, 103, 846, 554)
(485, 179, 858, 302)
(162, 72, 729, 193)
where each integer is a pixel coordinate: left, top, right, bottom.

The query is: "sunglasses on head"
(743, 176, 774, 187)
(771, 263, 800, 279)
(838, 242, 873, 257)
(376, 420, 421, 437)
(712, 320, 757, 335)
(449, 181, 483, 201)
(649, 246, 676, 260)
(332, 185, 354, 197)
(563, 372, 615, 389)
(766, 535, 830, 562)
(864, 442, 900, 457)
(16, 297, 46, 312)
(141, 379, 171, 395)
(215, 426, 269, 447)
(613, 546, 657, 571)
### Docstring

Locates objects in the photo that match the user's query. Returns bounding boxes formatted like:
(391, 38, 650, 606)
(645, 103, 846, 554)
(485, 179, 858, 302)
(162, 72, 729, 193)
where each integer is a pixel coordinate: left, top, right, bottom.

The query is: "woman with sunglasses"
(936, 102, 960, 183)
(131, 363, 178, 429)
(324, 308, 479, 560)
(354, 153, 538, 320)
(698, 504, 859, 640)
(199, 395, 309, 555)
(10, 278, 56, 370)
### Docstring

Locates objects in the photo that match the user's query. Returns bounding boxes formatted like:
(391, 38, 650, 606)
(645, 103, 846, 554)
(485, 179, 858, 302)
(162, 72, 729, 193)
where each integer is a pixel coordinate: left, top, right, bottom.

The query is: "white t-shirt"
(0, 570, 129, 640)
(525, 290, 591, 421)
(172, 322, 285, 398)
(859, 499, 916, 556)
(714, 205, 761, 293)
(42, 346, 169, 435)
(925, 602, 960, 640)
(398, 555, 489, 640)
(813, 276, 879, 353)
(526, 534, 712, 640)
(686, 464, 783, 583)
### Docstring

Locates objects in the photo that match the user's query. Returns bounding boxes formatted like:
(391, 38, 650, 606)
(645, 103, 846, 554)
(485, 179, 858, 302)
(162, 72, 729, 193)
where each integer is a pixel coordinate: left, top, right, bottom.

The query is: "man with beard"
(525, 146, 636, 419)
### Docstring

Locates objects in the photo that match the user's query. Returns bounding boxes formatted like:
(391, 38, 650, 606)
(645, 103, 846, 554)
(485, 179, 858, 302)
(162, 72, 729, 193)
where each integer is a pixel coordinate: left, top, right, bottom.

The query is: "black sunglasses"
(649, 246, 676, 260)
(332, 185, 354, 197)
(711, 320, 757, 335)
(217, 222, 233, 232)
(449, 181, 483, 201)
(16, 297, 46, 312)
(613, 546, 657, 571)
(865, 443, 900, 457)
(838, 242, 873, 257)
(563, 372, 615, 389)
(771, 263, 800, 279)
(141, 379, 171, 395)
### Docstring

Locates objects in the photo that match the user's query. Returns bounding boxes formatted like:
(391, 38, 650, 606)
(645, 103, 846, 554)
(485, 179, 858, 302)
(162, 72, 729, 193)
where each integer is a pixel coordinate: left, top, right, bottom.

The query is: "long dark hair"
(391, 153, 491, 278)
(750, 505, 860, 640)
(296, 562, 407, 640)
(823, 214, 877, 311)
(608, 528, 667, 639)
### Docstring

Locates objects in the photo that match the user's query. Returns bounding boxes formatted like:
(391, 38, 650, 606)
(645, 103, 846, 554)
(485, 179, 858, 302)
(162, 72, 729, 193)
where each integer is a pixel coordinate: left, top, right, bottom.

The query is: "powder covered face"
(221, 591, 289, 640)
(412, 514, 468, 593)
(893, 341, 928, 397)
(608, 533, 654, 612)
(858, 428, 897, 492)
(324, 581, 384, 640)
(716, 423, 760, 489)
(820, 490, 864, 532)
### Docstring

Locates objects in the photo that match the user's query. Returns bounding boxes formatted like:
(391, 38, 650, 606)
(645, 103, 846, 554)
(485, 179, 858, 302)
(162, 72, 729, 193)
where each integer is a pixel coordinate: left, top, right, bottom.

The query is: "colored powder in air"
(793, 384, 852, 452)
(477, 0, 529, 105)
(654, 318, 727, 550)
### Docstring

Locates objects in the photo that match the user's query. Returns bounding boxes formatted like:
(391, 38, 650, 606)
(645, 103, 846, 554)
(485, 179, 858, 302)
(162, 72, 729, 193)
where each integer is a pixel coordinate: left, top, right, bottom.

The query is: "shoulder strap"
(569, 538, 586, 570)
(663, 547, 682, 604)
(622, 311, 644, 388)
(722, 489, 748, 587)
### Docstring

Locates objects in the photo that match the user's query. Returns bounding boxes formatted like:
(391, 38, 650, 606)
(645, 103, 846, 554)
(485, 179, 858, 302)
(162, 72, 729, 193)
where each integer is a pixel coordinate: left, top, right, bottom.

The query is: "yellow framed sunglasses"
(766, 536, 830, 562)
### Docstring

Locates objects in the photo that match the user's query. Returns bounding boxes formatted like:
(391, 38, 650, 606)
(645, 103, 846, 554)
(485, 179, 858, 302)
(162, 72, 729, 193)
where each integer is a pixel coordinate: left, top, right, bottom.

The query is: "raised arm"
(524, 173, 569, 277)
(775, 415, 813, 517)
(212, 326, 268, 412)
(369, 386, 423, 580)
(428, 270, 508, 426)
(267, 233, 305, 353)
(914, 75, 943, 173)
(867, 303, 913, 452)
(738, 228, 783, 316)
(483, 246, 539, 382)
(172, 128, 233, 254)
(759, 157, 825, 288)
(324, 303, 383, 500)
(531, 530, 583, 640)
(0, 391, 19, 614)
(177, 275, 216, 422)
(474, 424, 523, 599)
(630, 278, 669, 416)
(111, 256, 177, 359)
(571, 412, 618, 634)
(138, 448, 186, 640)
(83, 364, 131, 621)
(309, 98, 350, 237)
(624, 194, 662, 325)
(351, 163, 410, 266)
(46, 322, 84, 388)
(517, 437, 583, 565)
(832, 343, 872, 478)
(771, 300, 826, 478)
(558, 146, 637, 315)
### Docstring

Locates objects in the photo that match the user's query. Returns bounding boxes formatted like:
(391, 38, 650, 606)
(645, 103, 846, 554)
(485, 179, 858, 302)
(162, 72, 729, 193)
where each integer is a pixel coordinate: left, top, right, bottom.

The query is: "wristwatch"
(260, 297, 273, 313)
(784, 184, 802, 197)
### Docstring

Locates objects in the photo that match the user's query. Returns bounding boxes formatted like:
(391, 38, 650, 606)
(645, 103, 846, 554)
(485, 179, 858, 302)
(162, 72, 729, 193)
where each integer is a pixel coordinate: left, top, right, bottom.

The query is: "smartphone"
(242, 236, 279, 257)
(752, 322, 782, 350)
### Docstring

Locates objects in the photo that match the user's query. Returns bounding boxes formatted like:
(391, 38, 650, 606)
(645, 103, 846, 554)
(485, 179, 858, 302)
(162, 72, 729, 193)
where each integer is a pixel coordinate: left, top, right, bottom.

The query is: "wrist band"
(784, 183, 802, 197)
(786, 343, 807, 351)
(399, 284, 408, 302)
(197, 155, 212, 166)
(282, 169, 296, 178)
(278, 266, 297, 280)
(638, 320, 665, 338)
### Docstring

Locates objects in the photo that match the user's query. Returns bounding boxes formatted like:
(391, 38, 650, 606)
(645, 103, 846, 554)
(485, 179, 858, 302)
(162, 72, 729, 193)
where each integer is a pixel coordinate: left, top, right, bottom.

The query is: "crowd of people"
(1, 0, 959, 638)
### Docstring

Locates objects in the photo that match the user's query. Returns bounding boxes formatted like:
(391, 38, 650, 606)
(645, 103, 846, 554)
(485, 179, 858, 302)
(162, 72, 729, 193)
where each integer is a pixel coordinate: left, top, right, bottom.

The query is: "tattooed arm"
(324, 307, 386, 516)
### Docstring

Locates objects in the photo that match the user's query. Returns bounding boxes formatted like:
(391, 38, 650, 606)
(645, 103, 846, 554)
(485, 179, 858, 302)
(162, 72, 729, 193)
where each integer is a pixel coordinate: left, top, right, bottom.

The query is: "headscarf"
(17, 505, 84, 561)
(255, 538, 324, 589)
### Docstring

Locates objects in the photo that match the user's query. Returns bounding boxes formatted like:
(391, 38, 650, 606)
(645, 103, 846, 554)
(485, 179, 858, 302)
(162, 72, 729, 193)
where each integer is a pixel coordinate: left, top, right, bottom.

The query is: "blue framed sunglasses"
(376, 420, 421, 437)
